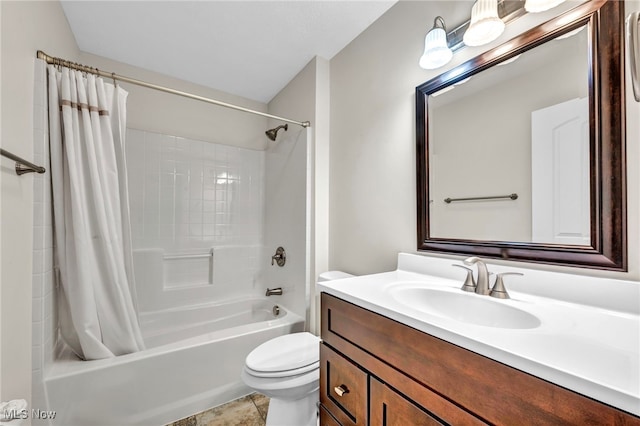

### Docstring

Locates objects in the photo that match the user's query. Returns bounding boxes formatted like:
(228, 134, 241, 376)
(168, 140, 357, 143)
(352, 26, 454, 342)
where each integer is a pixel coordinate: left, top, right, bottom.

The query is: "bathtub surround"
(262, 127, 310, 321)
(125, 129, 265, 312)
(31, 60, 56, 417)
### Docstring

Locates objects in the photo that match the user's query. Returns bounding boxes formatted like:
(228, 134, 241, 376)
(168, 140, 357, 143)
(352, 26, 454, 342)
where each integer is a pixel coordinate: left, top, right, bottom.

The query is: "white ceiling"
(61, 1, 397, 103)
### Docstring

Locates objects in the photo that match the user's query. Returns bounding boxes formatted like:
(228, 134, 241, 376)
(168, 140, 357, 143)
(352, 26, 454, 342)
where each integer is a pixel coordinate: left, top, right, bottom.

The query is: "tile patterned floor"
(168, 393, 269, 426)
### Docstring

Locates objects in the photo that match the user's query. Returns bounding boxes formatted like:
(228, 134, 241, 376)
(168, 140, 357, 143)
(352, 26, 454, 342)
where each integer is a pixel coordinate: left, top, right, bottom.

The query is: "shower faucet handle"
(271, 247, 286, 267)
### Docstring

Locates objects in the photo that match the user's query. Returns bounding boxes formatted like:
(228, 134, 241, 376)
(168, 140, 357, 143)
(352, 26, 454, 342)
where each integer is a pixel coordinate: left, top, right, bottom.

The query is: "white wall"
(1, 0, 80, 406)
(329, 0, 640, 281)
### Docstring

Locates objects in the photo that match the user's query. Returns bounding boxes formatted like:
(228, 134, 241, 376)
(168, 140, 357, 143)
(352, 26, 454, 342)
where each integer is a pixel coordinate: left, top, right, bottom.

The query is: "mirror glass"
(415, 0, 626, 270)
(428, 25, 589, 245)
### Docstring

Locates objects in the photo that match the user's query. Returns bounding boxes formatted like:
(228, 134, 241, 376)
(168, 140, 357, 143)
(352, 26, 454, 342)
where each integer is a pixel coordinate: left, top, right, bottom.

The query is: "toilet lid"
(246, 332, 320, 373)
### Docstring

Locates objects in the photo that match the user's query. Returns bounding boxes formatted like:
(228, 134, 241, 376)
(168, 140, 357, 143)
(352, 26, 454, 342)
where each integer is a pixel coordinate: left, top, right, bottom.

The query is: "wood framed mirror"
(415, 0, 626, 270)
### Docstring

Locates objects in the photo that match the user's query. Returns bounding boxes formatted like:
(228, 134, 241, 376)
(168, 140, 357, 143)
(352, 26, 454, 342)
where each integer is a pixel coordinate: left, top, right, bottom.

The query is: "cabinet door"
(320, 344, 368, 426)
(370, 377, 445, 426)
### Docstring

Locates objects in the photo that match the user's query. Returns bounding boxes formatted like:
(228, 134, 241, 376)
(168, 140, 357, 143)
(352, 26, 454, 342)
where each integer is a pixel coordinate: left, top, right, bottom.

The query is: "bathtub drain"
(272, 305, 280, 316)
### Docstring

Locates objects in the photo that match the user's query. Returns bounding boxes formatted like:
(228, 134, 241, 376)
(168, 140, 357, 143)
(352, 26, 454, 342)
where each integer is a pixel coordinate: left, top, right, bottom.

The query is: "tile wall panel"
(126, 129, 265, 310)
(32, 59, 56, 420)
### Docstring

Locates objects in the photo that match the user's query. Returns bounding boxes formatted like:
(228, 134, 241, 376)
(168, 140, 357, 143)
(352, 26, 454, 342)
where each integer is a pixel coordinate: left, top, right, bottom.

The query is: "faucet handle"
(490, 272, 523, 299)
(271, 247, 286, 267)
(452, 264, 476, 292)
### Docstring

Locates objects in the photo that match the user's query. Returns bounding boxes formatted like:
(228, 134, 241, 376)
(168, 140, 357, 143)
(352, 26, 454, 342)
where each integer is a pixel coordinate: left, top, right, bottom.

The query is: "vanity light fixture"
(419, 17, 453, 70)
(463, 0, 506, 47)
(524, 0, 567, 13)
(418, 0, 554, 71)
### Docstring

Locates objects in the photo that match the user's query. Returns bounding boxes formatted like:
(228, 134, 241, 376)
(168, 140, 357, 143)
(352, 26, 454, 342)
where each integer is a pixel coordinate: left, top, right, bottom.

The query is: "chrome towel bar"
(0, 148, 46, 175)
(444, 193, 518, 204)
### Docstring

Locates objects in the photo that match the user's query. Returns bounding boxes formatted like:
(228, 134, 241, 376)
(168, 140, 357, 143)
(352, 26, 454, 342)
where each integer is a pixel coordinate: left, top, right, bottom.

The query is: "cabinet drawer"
(320, 404, 342, 426)
(320, 343, 368, 426)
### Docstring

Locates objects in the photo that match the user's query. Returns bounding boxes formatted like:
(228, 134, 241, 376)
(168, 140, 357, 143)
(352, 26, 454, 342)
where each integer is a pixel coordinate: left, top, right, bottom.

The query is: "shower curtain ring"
(112, 72, 117, 86)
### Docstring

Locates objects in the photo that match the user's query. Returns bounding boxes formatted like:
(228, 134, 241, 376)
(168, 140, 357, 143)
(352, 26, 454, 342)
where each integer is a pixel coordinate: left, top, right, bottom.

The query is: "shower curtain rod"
(37, 50, 311, 128)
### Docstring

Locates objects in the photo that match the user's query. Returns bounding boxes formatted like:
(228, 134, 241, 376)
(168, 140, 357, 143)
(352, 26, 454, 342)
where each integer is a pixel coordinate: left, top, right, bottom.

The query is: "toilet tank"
(318, 271, 354, 282)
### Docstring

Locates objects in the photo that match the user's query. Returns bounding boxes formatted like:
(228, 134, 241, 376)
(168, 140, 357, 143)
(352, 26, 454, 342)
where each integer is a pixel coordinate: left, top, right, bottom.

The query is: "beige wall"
(0, 0, 79, 404)
(78, 52, 269, 150)
(329, 0, 640, 280)
(267, 56, 331, 334)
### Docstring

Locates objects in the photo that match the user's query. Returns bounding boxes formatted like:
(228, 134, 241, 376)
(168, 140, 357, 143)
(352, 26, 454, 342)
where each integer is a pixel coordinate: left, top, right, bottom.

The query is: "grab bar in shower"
(162, 249, 214, 284)
(163, 250, 214, 260)
(0, 148, 46, 175)
(444, 193, 518, 204)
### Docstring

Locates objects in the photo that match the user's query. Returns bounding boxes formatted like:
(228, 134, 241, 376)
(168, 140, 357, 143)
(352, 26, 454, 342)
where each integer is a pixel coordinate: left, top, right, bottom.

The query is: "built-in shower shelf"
(163, 249, 214, 288)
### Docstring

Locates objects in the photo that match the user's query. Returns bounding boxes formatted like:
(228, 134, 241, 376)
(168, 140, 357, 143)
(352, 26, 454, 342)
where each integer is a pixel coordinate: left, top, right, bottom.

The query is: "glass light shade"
(463, 0, 505, 47)
(419, 27, 453, 70)
(525, 0, 566, 13)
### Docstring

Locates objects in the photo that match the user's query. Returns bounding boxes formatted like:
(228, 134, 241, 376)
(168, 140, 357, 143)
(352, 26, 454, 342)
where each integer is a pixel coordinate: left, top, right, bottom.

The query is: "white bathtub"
(44, 298, 305, 426)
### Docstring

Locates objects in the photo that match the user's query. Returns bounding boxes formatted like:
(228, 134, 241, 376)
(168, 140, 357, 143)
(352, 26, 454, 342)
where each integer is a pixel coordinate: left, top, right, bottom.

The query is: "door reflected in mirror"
(428, 24, 590, 245)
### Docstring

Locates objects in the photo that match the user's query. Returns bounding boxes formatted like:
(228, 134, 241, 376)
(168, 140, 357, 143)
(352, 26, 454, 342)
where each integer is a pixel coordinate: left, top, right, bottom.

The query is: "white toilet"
(241, 271, 354, 426)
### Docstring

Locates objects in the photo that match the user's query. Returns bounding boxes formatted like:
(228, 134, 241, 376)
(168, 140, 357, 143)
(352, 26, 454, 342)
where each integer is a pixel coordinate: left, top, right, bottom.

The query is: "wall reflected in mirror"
(427, 24, 589, 245)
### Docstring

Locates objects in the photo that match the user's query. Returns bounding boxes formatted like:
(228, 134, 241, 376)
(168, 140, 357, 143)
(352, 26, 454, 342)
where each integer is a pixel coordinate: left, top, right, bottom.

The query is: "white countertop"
(318, 253, 640, 416)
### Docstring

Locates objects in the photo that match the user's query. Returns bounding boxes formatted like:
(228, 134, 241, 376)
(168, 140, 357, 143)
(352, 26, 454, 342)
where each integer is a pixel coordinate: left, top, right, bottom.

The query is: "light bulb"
(419, 28, 453, 69)
(419, 18, 453, 70)
(463, 0, 505, 47)
(525, 0, 567, 13)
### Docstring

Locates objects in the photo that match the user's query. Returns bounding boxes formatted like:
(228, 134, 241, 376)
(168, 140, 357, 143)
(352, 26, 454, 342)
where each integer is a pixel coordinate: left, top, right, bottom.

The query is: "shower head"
(265, 124, 288, 141)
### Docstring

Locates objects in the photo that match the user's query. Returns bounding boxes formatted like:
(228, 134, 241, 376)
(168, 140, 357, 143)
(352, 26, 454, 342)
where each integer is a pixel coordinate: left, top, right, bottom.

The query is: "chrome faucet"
(265, 287, 283, 296)
(463, 256, 491, 295)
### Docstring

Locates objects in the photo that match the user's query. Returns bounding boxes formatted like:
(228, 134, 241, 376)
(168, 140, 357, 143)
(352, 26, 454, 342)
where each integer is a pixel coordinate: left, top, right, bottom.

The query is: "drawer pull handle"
(334, 384, 349, 397)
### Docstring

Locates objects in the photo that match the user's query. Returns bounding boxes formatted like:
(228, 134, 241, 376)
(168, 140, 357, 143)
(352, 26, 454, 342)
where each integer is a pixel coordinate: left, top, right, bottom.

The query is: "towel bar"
(0, 148, 46, 175)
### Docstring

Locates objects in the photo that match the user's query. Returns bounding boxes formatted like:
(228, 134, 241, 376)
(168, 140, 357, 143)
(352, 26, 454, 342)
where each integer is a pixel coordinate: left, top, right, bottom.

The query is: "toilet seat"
(245, 361, 319, 378)
(245, 332, 320, 378)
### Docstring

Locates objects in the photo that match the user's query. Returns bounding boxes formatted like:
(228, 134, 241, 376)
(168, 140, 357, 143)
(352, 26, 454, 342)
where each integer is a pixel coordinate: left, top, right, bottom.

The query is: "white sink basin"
(390, 286, 541, 329)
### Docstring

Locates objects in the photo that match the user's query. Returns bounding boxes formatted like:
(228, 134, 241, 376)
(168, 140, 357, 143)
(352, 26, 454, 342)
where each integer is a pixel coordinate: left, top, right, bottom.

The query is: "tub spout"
(265, 287, 283, 296)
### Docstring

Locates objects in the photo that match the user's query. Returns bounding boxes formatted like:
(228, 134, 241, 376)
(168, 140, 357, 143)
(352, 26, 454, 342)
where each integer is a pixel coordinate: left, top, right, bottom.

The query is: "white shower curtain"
(47, 65, 144, 360)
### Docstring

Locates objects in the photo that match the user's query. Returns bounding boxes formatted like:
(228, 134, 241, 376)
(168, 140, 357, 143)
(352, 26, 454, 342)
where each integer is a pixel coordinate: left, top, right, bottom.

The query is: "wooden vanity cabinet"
(320, 292, 640, 426)
(369, 377, 446, 426)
